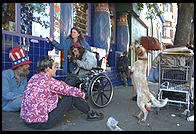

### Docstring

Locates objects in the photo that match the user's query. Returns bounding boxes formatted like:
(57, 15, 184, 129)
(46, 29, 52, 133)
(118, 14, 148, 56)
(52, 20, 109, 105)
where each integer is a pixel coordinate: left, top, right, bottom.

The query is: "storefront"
(2, 3, 163, 86)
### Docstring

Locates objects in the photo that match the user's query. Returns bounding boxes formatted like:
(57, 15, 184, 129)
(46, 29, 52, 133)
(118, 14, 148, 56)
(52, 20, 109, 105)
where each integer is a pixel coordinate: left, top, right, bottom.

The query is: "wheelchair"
(75, 58, 114, 108)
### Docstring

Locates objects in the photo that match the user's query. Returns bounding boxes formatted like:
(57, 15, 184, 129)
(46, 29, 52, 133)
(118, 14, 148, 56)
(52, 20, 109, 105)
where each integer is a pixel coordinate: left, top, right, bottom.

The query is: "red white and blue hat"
(9, 47, 32, 69)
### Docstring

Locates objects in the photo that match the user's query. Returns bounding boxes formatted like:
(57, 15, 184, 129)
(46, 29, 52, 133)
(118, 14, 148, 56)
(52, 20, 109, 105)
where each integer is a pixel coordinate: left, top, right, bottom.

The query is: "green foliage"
(137, 3, 144, 11)
(137, 3, 163, 20)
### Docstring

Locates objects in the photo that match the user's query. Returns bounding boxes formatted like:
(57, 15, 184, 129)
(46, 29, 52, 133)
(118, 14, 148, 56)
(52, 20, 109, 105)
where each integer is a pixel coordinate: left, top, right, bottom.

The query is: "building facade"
(2, 3, 165, 86)
(159, 3, 178, 48)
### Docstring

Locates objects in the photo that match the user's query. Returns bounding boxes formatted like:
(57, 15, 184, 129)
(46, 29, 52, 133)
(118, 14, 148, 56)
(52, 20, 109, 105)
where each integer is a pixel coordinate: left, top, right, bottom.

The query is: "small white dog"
(129, 42, 168, 122)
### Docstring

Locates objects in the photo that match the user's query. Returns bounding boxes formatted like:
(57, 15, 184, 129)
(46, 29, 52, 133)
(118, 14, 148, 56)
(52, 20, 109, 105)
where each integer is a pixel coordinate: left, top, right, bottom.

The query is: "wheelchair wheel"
(88, 74, 113, 108)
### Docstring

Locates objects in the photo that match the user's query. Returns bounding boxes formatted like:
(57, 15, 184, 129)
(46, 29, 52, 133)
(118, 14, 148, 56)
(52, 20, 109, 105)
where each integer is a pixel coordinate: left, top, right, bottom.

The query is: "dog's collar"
(138, 58, 148, 60)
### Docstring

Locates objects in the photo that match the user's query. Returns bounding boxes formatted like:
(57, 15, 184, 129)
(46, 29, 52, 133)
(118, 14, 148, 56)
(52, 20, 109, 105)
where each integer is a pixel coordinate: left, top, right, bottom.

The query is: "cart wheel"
(189, 103, 194, 111)
(186, 111, 191, 118)
(88, 74, 113, 108)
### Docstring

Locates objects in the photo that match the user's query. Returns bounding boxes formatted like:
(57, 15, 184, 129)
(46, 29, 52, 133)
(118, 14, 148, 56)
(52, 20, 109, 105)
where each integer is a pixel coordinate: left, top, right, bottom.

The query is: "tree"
(174, 3, 194, 47)
(137, 3, 164, 20)
(137, 3, 194, 48)
(20, 3, 50, 35)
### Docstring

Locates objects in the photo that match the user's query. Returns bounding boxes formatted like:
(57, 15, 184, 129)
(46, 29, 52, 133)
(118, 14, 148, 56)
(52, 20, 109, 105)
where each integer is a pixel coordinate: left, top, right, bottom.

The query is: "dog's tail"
(147, 92, 168, 108)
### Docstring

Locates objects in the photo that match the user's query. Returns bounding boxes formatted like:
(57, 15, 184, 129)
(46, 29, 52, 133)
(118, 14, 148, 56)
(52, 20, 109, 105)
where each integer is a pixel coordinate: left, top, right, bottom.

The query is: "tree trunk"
(174, 3, 194, 46)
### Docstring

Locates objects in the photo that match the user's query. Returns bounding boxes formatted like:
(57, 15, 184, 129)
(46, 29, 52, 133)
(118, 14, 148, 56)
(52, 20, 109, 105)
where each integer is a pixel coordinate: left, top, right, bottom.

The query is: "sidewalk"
(2, 83, 194, 131)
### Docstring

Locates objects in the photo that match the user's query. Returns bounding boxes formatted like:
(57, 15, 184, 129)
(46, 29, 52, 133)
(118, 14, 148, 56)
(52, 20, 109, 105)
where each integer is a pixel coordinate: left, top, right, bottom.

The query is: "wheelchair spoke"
(94, 91, 110, 105)
(95, 92, 101, 103)
(100, 93, 104, 105)
(95, 93, 105, 105)
(96, 84, 102, 91)
(92, 91, 99, 96)
(101, 81, 109, 89)
(102, 92, 110, 101)
(89, 74, 113, 108)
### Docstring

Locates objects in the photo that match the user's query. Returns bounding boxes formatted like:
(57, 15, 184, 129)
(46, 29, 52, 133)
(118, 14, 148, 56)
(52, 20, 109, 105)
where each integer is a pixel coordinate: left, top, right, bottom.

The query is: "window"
(170, 5, 173, 12)
(2, 3, 16, 31)
(164, 21, 171, 27)
(73, 3, 89, 35)
(163, 27, 170, 38)
(166, 28, 170, 37)
(163, 3, 170, 12)
(170, 29, 174, 38)
(20, 3, 50, 38)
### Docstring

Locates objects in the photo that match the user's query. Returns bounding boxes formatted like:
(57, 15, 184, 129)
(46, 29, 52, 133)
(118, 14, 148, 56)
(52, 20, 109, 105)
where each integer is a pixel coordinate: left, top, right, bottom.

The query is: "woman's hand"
(48, 37, 53, 42)
(68, 55, 72, 59)
(58, 95, 62, 99)
(72, 59, 76, 63)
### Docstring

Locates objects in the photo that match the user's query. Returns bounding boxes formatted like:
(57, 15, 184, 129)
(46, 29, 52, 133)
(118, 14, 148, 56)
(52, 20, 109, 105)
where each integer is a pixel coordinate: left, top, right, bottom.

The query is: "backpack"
(65, 73, 81, 87)
(117, 56, 126, 72)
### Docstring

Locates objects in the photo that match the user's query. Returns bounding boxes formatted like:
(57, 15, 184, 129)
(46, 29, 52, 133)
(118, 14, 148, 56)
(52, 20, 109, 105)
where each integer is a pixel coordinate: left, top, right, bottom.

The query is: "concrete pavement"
(2, 83, 194, 131)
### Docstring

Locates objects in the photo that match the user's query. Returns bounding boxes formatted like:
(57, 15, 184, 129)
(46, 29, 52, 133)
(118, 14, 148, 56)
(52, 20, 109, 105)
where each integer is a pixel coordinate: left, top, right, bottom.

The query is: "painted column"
(60, 3, 73, 74)
(93, 3, 111, 54)
(116, 13, 130, 52)
(60, 3, 73, 41)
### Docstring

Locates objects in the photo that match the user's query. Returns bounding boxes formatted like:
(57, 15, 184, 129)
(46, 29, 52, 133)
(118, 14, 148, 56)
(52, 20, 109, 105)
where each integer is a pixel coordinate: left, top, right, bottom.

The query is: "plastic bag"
(106, 117, 123, 131)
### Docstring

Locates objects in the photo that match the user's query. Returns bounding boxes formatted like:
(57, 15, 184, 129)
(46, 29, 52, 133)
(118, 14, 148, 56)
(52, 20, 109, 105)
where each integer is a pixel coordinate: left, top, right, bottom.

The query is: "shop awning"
(140, 36, 161, 50)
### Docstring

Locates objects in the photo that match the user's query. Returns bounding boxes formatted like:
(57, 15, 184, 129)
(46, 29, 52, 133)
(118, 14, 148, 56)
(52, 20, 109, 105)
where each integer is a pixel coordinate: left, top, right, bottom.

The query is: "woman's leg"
(72, 97, 90, 114)
(72, 97, 104, 121)
(25, 95, 101, 129)
(25, 96, 74, 129)
(122, 72, 128, 87)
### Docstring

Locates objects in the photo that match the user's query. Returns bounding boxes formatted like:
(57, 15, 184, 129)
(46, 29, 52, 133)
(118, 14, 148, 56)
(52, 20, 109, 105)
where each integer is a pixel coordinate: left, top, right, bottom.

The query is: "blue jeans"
(120, 71, 129, 86)
(24, 95, 90, 129)
(147, 66, 159, 83)
(2, 96, 22, 112)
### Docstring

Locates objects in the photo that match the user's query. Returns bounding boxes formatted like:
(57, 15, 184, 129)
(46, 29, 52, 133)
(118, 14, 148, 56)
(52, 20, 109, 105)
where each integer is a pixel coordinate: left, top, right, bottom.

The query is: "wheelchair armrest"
(92, 67, 103, 71)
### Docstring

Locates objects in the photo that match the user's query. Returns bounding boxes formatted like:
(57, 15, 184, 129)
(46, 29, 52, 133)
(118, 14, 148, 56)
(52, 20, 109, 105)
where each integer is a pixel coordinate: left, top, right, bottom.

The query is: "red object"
(140, 36, 161, 50)
(54, 5, 60, 13)
(145, 106, 151, 111)
(61, 50, 64, 62)
(9, 47, 32, 69)
(72, 42, 82, 48)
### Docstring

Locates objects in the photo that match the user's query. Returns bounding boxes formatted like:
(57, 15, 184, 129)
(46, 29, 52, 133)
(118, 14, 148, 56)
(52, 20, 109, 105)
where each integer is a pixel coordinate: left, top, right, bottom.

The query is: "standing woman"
(48, 27, 91, 74)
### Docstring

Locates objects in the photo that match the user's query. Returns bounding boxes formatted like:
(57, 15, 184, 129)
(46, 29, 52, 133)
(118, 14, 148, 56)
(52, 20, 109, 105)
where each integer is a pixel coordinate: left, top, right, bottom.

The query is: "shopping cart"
(157, 49, 194, 117)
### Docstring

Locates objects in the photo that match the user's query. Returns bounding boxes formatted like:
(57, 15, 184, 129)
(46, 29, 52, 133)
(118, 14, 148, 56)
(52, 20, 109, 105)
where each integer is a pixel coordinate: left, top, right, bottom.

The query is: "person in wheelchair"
(20, 56, 104, 129)
(68, 43, 113, 108)
(70, 42, 97, 78)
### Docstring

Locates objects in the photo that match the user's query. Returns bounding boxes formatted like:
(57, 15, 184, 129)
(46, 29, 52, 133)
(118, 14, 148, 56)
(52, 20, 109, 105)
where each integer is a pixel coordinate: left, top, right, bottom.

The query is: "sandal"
(86, 110, 104, 121)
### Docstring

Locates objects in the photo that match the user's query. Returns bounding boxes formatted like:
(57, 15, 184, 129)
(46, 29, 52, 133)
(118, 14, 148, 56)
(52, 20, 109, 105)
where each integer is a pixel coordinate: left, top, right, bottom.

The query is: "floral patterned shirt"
(20, 72, 85, 123)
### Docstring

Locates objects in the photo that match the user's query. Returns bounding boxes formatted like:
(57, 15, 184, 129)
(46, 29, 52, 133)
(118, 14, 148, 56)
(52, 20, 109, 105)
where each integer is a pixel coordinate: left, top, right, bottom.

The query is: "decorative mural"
(2, 3, 165, 87)
(93, 3, 111, 54)
(2, 3, 15, 31)
(116, 13, 130, 52)
(54, 3, 61, 43)
(59, 3, 73, 72)
(131, 16, 147, 42)
(73, 3, 89, 35)
(60, 3, 73, 38)
(20, 3, 50, 38)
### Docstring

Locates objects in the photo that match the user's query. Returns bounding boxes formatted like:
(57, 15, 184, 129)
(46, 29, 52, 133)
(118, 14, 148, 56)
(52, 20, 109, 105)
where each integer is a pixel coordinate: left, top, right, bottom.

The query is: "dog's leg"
(137, 99, 148, 122)
(136, 111, 143, 120)
(130, 73, 137, 93)
(142, 109, 148, 122)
